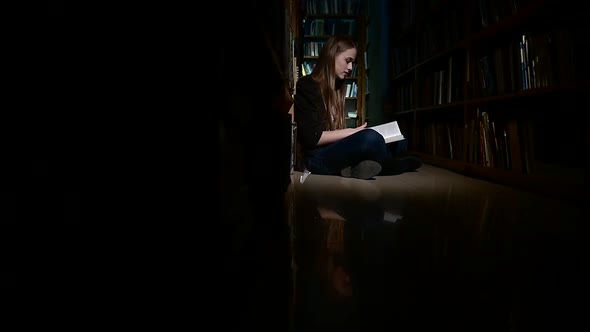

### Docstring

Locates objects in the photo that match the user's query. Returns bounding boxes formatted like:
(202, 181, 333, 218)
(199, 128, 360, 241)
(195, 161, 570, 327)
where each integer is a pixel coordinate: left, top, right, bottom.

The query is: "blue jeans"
(304, 129, 407, 176)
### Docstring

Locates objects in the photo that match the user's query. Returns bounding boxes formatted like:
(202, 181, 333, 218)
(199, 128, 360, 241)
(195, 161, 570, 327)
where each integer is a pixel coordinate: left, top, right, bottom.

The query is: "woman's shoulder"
(296, 74, 319, 91)
(298, 74, 317, 84)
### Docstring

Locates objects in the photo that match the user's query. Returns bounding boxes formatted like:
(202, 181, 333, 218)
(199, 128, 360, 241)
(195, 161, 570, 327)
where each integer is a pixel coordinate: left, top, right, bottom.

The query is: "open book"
(369, 121, 405, 144)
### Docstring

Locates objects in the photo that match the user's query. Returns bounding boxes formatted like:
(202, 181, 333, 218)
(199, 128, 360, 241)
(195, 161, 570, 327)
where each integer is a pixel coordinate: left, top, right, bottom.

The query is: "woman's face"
(335, 47, 357, 80)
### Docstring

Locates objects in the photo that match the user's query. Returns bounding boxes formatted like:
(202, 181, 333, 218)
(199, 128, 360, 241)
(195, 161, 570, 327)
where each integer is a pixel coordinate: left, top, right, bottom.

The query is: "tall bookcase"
(298, 0, 367, 127)
(388, 0, 589, 203)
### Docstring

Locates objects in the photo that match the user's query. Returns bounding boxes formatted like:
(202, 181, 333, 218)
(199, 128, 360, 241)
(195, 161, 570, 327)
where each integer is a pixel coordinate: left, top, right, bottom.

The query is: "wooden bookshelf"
(388, 0, 590, 203)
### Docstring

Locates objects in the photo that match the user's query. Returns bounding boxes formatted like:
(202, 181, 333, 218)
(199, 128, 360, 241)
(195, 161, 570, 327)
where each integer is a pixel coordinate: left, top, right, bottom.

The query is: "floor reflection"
(290, 166, 589, 331)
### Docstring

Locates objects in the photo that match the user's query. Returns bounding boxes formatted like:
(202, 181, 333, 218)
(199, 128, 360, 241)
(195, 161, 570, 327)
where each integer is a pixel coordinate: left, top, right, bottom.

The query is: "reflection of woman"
(294, 202, 358, 331)
(318, 210, 352, 299)
(311, 211, 358, 331)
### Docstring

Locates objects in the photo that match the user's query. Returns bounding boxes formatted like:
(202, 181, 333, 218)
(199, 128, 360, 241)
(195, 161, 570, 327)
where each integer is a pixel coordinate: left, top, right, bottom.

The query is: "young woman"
(294, 35, 422, 179)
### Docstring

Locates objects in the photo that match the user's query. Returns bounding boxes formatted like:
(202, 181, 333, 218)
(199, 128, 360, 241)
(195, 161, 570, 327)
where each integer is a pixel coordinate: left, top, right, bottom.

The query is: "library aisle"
(288, 164, 589, 331)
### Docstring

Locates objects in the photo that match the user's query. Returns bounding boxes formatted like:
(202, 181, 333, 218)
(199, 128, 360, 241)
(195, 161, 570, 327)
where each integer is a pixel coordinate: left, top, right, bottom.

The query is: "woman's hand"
(350, 122, 368, 134)
(355, 122, 368, 130)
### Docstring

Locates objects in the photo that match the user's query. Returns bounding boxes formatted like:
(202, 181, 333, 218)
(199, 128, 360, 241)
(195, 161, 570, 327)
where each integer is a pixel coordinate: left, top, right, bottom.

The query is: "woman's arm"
(295, 76, 368, 147)
(317, 122, 367, 145)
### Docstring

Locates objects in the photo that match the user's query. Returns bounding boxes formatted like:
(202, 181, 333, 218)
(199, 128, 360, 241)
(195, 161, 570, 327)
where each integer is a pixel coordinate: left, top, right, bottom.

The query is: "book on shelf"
(369, 121, 405, 144)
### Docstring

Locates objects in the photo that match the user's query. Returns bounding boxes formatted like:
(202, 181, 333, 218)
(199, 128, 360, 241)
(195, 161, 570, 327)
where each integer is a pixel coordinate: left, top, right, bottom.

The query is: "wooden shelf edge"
(409, 151, 589, 205)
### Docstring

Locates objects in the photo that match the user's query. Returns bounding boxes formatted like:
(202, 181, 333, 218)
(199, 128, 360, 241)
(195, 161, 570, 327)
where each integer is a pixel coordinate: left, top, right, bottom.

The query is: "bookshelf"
(298, 0, 367, 127)
(387, 0, 590, 203)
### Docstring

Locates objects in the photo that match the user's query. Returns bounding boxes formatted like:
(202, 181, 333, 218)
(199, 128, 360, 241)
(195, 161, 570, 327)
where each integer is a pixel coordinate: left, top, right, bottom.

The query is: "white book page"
(370, 121, 405, 144)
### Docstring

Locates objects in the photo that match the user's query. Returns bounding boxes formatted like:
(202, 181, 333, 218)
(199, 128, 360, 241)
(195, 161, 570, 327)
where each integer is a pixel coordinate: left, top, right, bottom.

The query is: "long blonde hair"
(311, 35, 357, 130)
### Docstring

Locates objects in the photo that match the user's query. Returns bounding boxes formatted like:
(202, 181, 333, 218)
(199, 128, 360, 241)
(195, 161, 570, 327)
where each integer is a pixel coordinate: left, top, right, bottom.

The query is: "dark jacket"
(294, 75, 327, 158)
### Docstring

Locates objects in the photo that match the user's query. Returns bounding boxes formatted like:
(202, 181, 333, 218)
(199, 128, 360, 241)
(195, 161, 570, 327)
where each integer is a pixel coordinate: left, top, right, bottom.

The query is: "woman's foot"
(401, 156, 423, 171)
(379, 156, 423, 176)
(341, 160, 382, 179)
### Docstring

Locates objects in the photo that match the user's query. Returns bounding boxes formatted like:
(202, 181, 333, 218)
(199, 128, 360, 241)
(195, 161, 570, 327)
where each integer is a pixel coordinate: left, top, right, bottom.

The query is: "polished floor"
(287, 164, 589, 332)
